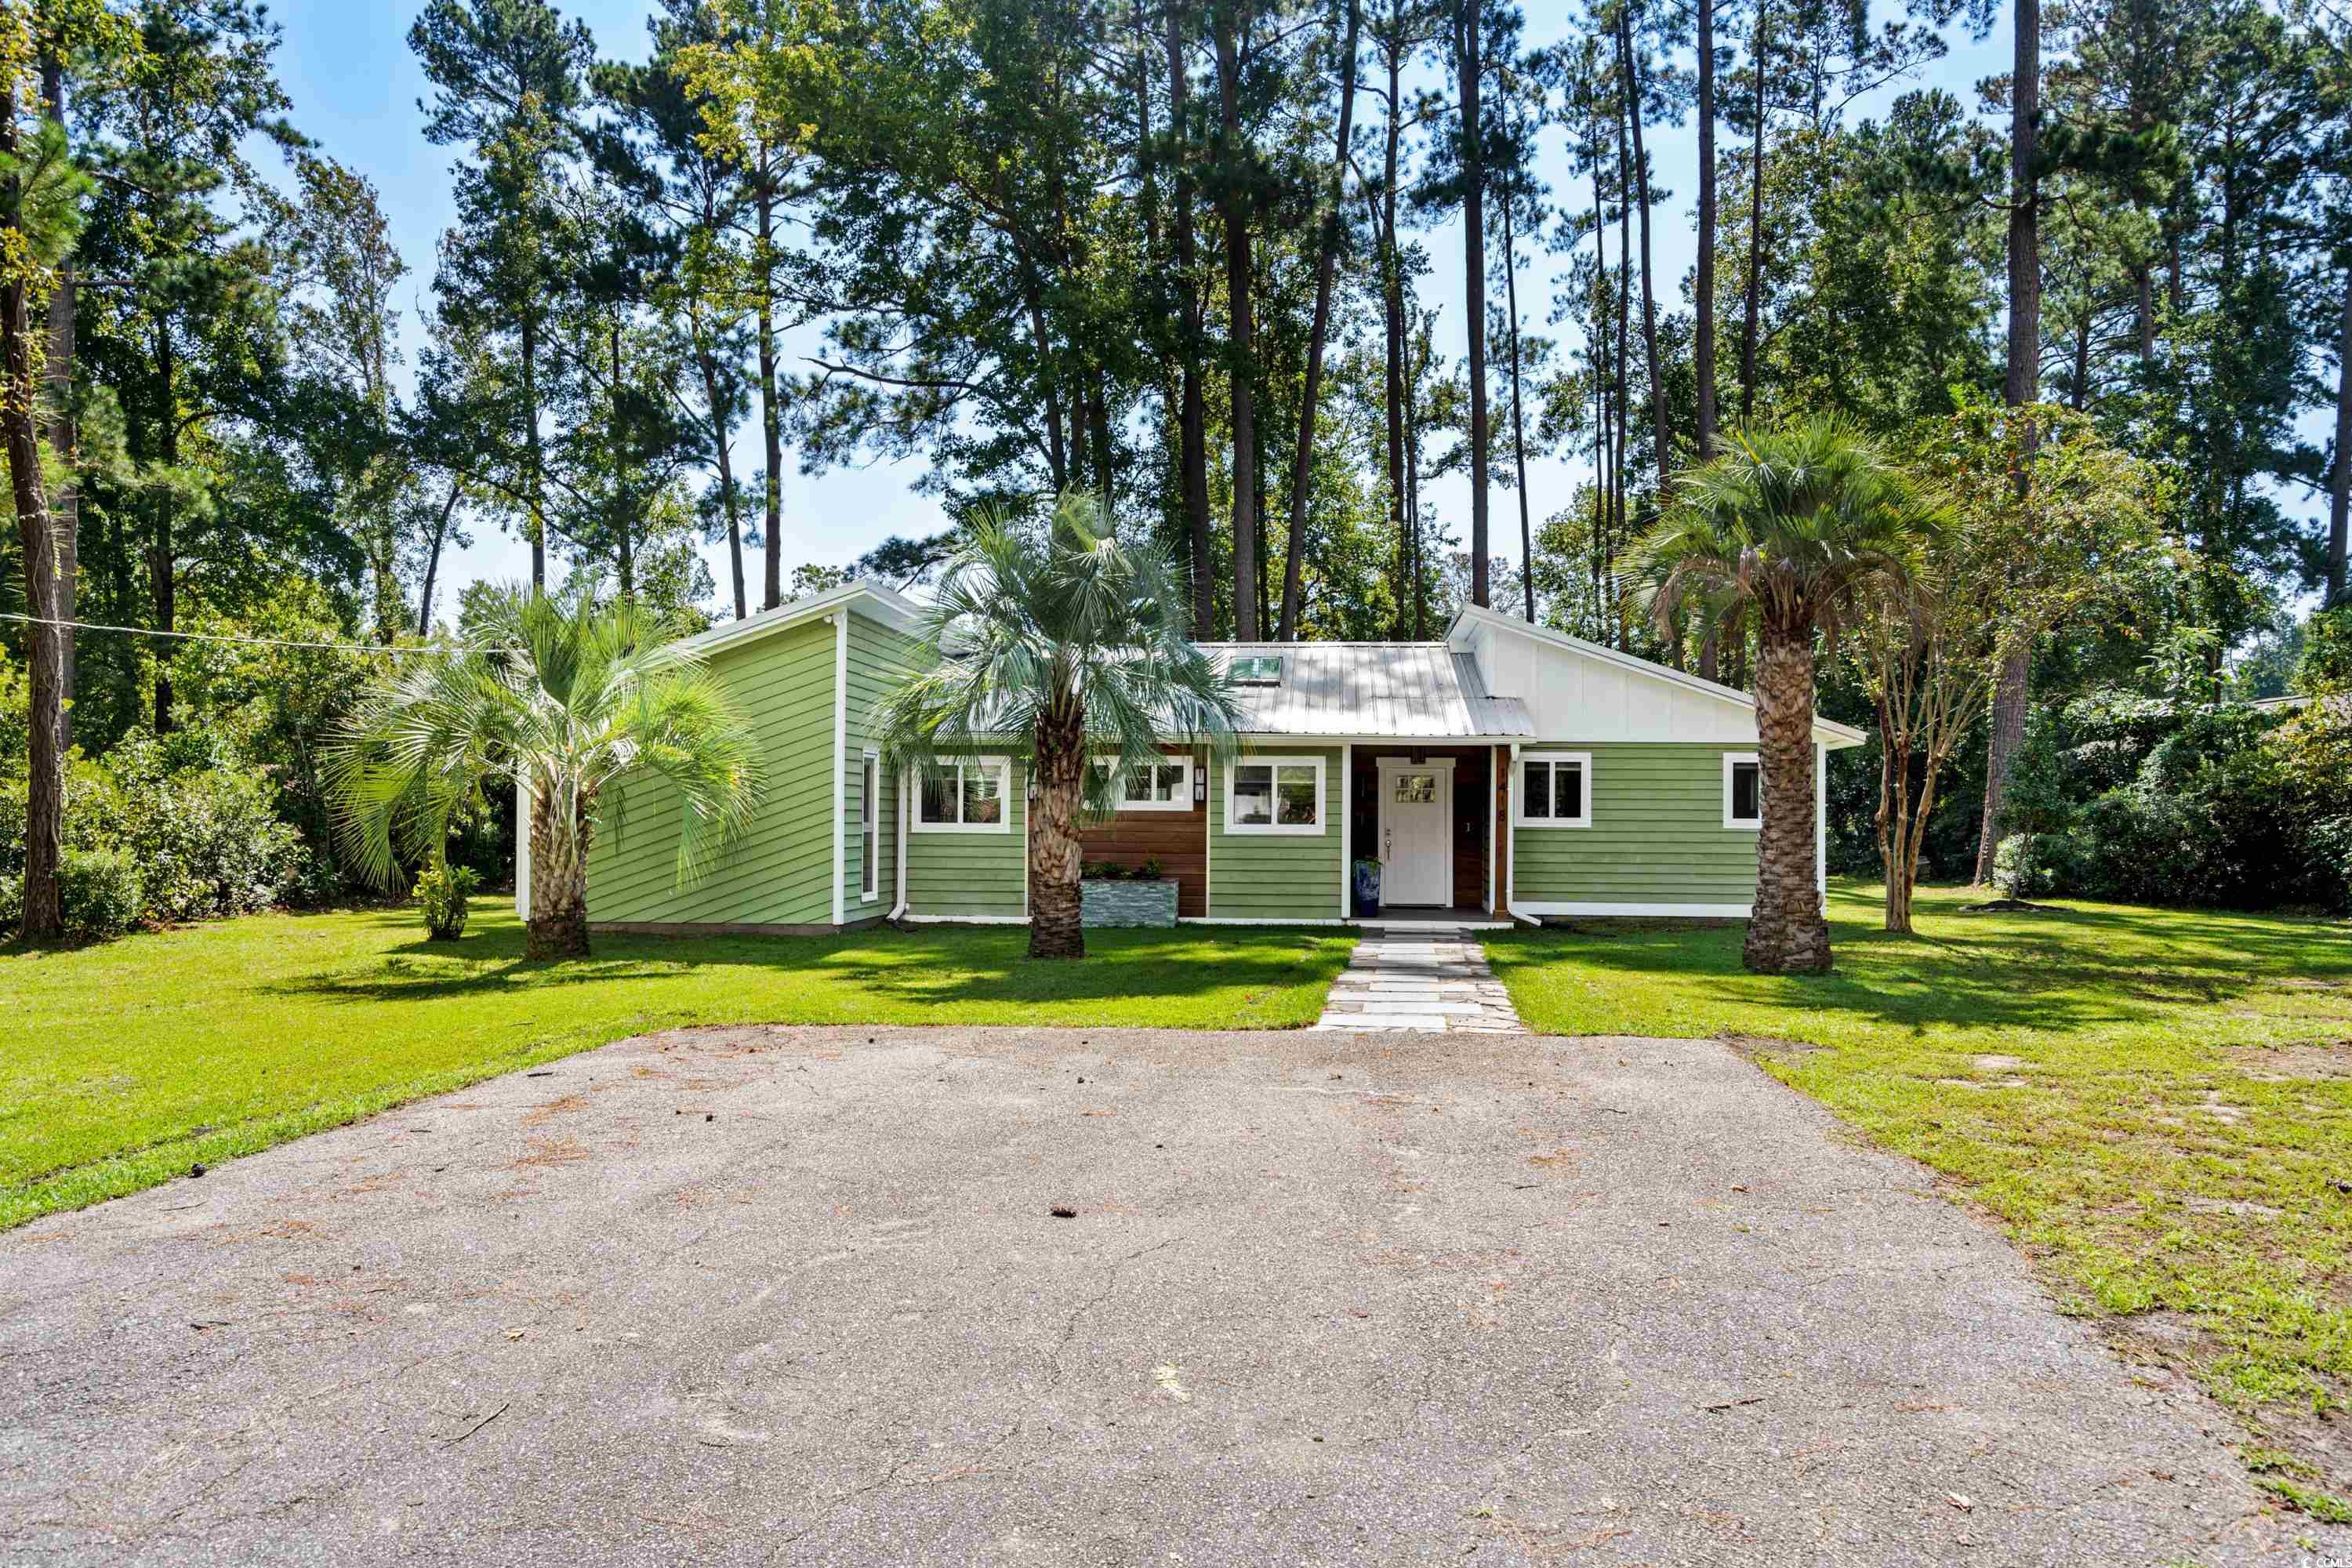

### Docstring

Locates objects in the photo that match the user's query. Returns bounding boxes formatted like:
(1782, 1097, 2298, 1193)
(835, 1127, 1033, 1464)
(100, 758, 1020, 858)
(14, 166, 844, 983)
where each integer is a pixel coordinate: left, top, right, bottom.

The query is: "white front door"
(1378, 760, 1454, 907)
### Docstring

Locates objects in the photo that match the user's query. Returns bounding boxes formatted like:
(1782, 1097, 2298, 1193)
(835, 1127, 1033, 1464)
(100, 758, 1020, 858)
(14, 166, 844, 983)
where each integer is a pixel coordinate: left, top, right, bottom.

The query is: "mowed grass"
(1490, 880, 2352, 1496)
(0, 899, 1354, 1229)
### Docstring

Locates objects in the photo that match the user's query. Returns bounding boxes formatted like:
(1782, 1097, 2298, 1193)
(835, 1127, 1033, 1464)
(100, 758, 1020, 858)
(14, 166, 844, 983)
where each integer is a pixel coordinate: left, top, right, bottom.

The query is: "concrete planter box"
(1081, 878, 1178, 928)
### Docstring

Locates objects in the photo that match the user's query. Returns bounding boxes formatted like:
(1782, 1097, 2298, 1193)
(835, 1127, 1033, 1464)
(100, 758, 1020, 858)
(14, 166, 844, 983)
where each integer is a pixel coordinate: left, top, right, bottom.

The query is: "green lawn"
(0, 899, 1353, 1229)
(1490, 880, 2352, 1501)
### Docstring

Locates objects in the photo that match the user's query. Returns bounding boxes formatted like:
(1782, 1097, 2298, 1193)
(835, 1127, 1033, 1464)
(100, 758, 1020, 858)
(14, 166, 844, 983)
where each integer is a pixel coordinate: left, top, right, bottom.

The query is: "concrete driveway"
(0, 1025, 2324, 1566)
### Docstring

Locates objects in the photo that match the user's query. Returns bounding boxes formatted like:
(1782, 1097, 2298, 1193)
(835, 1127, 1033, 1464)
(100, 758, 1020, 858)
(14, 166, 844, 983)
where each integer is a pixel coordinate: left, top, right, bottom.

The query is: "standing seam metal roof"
(1205, 642, 1534, 739)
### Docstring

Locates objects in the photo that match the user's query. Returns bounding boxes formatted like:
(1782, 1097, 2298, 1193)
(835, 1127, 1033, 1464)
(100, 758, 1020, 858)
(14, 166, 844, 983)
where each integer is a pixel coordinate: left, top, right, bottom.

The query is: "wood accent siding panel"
(586, 615, 837, 927)
(1207, 747, 1342, 921)
(1077, 772, 1207, 919)
(904, 760, 1028, 918)
(1512, 742, 1759, 904)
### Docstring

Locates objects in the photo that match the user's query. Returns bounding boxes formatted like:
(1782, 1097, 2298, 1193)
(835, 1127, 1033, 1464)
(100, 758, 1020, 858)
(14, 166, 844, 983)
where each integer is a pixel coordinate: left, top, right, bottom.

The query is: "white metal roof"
(1205, 642, 1535, 739)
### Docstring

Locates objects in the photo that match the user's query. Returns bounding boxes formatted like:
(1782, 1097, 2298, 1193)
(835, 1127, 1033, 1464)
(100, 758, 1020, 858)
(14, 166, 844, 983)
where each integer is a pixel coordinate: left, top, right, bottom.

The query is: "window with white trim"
(1225, 756, 1323, 835)
(913, 757, 1011, 833)
(1515, 751, 1592, 828)
(1088, 754, 1193, 811)
(858, 752, 880, 898)
(1723, 753, 1762, 829)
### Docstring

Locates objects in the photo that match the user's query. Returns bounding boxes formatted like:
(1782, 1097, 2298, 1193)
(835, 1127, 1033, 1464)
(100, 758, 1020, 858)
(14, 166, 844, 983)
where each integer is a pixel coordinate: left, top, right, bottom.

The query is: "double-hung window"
(1091, 755, 1193, 811)
(1226, 756, 1323, 835)
(1515, 752, 1592, 829)
(1723, 753, 1762, 829)
(858, 752, 880, 898)
(913, 757, 1011, 833)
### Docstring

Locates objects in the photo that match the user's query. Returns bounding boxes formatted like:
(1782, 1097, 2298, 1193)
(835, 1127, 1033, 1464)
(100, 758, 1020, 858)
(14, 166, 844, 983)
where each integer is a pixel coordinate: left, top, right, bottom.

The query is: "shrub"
(413, 861, 481, 940)
(58, 848, 146, 940)
(1991, 833, 2063, 899)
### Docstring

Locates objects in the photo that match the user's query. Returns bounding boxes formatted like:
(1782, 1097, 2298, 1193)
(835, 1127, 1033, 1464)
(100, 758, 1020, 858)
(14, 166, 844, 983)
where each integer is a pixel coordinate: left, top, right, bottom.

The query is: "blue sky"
(266, 2, 2025, 615)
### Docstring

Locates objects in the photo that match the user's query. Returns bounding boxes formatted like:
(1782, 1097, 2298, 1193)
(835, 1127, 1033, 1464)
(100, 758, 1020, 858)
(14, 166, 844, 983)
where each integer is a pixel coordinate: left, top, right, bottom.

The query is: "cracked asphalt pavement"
(3, 1025, 2333, 1566)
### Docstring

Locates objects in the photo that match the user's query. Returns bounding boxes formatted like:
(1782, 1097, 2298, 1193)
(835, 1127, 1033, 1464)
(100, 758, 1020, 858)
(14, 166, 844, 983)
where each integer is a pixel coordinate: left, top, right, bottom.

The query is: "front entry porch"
(1345, 745, 1512, 923)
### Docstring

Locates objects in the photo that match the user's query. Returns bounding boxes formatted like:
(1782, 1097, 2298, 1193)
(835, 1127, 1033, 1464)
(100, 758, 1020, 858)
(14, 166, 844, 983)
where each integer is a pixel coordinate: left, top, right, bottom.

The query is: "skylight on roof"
(1229, 655, 1284, 687)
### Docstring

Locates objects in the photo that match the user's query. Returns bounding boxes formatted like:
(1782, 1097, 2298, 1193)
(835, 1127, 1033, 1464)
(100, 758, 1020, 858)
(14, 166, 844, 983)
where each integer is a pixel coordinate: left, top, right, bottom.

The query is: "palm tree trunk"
(1027, 700, 1087, 960)
(1744, 624, 1830, 974)
(524, 785, 592, 960)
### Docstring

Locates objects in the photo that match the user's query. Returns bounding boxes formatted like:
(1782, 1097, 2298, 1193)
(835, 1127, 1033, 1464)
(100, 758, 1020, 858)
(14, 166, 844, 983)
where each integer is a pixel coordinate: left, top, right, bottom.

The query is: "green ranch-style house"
(516, 579, 1867, 933)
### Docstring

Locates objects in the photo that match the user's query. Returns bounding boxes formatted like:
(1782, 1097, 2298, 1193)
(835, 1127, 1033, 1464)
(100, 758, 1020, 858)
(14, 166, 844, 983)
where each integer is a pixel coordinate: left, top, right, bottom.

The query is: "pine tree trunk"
(521, 312, 545, 591)
(1457, 0, 1490, 608)
(1744, 625, 1830, 975)
(1027, 701, 1087, 960)
(1693, 0, 1717, 453)
(1740, 0, 1766, 420)
(1975, 0, 2042, 885)
(1619, 9, 1670, 493)
(416, 480, 462, 636)
(1165, 4, 1214, 638)
(2329, 265, 2350, 609)
(699, 343, 748, 621)
(1278, 0, 1360, 642)
(1213, 0, 1258, 640)
(757, 175, 785, 612)
(1381, 49, 1408, 641)
(1503, 183, 1534, 622)
(524, 785, 592, 960)
(2, 79, 64, 941)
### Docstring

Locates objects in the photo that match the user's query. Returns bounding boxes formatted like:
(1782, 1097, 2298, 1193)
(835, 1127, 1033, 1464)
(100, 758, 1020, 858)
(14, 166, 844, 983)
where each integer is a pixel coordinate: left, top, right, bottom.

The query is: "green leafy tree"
(1634, 416, 1940, 973)
(1853, 402, 2154, 931)
(328, 580, 763, 960)
(874, 492, 1241, 960)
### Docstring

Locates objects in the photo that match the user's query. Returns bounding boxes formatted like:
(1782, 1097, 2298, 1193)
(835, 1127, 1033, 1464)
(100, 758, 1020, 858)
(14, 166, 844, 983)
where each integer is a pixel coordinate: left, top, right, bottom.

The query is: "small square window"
(1515, 753, 1591, 829)
(1225, 756, 1324, 835)
(912, 758, 1012, 833)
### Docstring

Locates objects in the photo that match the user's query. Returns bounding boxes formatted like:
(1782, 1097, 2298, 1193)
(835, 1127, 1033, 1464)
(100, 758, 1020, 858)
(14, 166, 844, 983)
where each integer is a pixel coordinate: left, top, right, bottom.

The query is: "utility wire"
(0, 612, 481, 655)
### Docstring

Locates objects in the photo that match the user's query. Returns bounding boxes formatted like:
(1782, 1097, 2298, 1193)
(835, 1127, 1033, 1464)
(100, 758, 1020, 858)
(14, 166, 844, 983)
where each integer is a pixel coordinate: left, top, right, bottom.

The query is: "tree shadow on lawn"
(1491, 896, 2350, 1044)
(273, 920, 1351, 1015)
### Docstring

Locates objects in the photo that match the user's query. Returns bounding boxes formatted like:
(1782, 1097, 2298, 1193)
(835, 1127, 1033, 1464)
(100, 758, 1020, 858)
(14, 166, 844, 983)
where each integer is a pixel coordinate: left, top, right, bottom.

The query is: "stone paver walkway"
(1313, 927, 1526, 1032)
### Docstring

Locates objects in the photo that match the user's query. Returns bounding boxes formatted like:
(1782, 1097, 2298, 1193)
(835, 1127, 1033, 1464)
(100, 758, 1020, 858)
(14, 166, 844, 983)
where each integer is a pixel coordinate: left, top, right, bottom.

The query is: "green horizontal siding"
(905, 759, 1028, 918)
(1207, 748, 1342, 921)
(1512, 743, 1759, 906)
(586, 614, 837, 927)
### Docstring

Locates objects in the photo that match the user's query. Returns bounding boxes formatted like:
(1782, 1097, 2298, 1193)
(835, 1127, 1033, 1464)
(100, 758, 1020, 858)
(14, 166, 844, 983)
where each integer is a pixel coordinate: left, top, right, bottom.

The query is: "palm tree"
(1633, 417, 1940, 975)
(327, 580, 764, 960)
(876, 492, 1243, 960)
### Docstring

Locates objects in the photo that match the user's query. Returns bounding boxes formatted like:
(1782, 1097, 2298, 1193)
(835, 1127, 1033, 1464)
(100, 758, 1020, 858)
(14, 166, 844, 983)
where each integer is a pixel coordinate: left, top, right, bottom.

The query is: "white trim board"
(902, 913, 1031, 926)
(1513, 901, 1754, 919)
(831, 612, 849, 927)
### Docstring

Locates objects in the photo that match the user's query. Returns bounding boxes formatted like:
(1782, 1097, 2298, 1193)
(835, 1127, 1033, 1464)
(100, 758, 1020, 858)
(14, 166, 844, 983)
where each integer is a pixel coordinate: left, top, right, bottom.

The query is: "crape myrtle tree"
(874, 492, 1243, 961)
